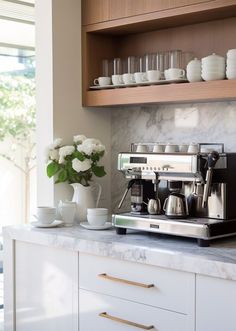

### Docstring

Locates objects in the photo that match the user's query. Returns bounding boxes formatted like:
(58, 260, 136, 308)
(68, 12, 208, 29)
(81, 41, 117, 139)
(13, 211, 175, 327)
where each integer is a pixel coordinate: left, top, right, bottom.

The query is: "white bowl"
(202, 64, 225, 70)
(87, 208, 108, 216)
(87, 214, 108, 226)
(226, 72, 236, 79)
(201, 72, 225, 81)
(227, 49, 236, 58)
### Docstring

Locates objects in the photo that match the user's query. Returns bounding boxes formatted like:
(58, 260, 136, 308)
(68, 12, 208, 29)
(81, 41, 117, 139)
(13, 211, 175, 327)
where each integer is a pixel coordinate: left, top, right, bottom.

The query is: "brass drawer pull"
(99, 312, 154, 330)
(98, 273, 154, 288)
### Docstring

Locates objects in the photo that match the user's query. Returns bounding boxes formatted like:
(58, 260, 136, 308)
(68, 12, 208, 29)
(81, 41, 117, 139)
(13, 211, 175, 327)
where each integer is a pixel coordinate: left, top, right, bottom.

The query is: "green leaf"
(47, 162, 60, 178)
(74, 151, 85, 161)
(58, 169, 68, 182)
(92, 165, 106, 177)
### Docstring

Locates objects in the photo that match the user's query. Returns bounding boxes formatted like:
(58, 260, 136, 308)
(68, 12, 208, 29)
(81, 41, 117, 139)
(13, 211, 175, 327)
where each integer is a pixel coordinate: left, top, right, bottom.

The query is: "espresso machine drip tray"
(112, 213, 236, 247)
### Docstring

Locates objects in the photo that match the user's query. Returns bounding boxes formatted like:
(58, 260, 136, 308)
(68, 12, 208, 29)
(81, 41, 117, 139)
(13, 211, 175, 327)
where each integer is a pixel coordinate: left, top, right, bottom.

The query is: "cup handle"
(92, 183, 102, 207)
(119, 76, 124, 84)
(180, 69, 185, 78)
(94, 78, 99, 86)
(142, 73, 147, 82)
(163, 198, 168, 212)
(33, 214, 39, 220)
(131, 74, 135, 83)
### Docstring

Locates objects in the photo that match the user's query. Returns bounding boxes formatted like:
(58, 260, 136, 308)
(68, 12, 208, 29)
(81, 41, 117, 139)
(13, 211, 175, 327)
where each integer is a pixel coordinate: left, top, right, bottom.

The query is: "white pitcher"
(70, 183, 102, 223)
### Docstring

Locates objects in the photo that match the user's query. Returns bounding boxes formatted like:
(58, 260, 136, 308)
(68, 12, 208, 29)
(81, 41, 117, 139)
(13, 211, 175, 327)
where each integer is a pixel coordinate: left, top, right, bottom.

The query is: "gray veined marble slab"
(3, 224, 236, 281)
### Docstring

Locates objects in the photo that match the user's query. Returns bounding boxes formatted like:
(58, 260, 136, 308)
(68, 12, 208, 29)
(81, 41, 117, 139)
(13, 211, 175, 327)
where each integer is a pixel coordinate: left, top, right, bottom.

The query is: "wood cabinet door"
(196, 274, 236, 331)
(14, 241, 79, 331)
(82, 0, 210, 25)
(109, 0, 210, 21)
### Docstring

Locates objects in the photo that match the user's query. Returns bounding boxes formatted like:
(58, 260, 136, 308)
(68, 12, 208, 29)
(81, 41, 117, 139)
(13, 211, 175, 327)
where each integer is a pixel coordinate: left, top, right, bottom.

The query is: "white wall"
(36, 0, 111, 210)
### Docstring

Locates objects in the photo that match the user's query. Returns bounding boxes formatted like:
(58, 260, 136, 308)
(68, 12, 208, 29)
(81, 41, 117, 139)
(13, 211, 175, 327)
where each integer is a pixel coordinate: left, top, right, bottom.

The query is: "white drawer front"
(79, 253, 195, 314)
(79, 289, 191, 331)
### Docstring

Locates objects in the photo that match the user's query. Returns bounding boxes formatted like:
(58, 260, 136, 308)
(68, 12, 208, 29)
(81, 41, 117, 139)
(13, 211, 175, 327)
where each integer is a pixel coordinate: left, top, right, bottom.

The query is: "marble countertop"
(3, 224, 236, 281)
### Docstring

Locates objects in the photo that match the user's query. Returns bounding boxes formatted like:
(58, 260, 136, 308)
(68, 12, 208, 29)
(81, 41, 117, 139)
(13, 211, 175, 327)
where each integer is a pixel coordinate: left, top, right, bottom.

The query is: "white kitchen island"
(3, 225, 236, 331)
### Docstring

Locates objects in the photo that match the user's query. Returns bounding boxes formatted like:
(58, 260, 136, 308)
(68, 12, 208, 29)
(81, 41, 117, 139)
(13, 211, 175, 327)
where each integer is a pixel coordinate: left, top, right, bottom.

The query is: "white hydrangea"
(58, 145, 75, 164)
(45, 148, 59, 162)
(73, 135, 87, 144)
(49, 138, 63, 150)
(72, 158, 92, 172)
(76, 138, 105, 156)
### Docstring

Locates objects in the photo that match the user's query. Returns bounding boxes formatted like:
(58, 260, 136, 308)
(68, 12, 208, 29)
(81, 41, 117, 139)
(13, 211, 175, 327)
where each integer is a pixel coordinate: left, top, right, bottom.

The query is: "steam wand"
(118, 179, 136, 209)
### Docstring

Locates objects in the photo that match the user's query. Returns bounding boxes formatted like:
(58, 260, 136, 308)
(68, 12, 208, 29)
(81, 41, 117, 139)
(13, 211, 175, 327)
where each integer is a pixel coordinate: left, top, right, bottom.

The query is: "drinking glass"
(102, 59, 112, 76)
(169, 50, 182, 69)
(145, 53, 157, 71)
(122, 56, 137, 74)
(113, 58, 122, 75)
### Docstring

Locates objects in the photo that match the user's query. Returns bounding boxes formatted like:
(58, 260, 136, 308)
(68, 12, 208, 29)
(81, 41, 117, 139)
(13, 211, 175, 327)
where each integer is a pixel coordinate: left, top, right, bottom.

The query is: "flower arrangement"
(46, 135, 106, 186)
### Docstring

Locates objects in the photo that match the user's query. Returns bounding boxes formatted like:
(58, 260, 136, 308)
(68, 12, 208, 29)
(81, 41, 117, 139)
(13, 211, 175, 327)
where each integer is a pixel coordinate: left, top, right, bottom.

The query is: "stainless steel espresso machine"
(113, 143, 236, 246)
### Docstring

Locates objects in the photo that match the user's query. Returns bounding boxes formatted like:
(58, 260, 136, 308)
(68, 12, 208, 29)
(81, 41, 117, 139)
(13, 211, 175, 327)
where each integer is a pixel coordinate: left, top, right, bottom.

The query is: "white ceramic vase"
(71, 183, 101, 223)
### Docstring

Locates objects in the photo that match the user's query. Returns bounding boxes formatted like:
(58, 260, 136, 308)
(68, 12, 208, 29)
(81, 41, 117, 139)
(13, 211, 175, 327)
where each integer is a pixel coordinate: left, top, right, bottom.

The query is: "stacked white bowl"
(201, 53, 225, 81)
(186, 58, 202, 82)
(226, 49, 236, 79)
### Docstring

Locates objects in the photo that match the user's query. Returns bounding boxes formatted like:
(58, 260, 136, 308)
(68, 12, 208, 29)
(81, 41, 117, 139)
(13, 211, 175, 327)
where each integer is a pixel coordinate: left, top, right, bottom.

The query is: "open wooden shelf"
(84, 80, 236, 107)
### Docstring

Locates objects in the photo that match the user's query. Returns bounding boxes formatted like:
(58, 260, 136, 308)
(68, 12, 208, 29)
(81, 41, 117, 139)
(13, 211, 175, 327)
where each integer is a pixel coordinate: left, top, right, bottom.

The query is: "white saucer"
(80, 222, 113, 230)
(30, 220, 64, 228)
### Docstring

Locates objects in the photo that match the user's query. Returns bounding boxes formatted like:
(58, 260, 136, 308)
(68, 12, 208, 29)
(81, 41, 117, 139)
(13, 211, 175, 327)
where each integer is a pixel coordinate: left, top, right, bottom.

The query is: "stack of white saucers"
(201, 53, 225, 81)
(226, 49, 236, 80)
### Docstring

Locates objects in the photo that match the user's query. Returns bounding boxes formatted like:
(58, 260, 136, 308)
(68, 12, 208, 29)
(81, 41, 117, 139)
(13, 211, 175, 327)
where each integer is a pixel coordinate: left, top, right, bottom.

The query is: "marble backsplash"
(111, 101, 236, 212)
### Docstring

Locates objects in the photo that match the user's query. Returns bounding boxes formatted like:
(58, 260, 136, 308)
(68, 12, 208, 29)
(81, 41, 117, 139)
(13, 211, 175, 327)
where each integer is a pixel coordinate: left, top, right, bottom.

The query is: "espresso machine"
(112, 143, 236, 246)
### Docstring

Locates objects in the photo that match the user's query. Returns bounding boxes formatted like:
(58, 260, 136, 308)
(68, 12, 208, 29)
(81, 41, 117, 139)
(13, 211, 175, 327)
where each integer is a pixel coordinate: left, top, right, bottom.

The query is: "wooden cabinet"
(82, 0, 210, 25)
(82, 0, 236, 107)
(196, 275, 236, 331)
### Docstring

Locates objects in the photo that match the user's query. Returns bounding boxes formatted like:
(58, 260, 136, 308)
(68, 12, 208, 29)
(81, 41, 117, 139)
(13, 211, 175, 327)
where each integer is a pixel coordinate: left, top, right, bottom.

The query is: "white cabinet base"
(79, 289, 190, 331)
(4, 240, 78, 331)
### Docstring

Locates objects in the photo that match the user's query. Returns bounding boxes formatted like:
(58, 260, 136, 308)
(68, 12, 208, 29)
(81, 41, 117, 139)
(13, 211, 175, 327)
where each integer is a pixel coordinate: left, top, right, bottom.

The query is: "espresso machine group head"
(113, 143, 236, 246)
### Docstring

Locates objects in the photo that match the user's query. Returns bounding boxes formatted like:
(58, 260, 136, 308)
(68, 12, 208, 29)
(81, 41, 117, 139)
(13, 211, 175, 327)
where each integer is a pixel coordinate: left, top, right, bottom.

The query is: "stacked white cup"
(226, 49, 236, 80)
(201, 53, 225, 81)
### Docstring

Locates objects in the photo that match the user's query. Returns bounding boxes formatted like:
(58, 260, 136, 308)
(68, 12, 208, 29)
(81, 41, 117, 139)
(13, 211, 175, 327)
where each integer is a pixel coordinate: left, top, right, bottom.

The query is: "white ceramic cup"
(134, 72, 147, 83)
(187, 144, 199, 153)
(165, 144, 178, 153)
(136, 144, 149, 153)
(59, 204, 76, 227)
(87, 214, 108, 226)
(153, 144, 164, 153)
(87, 208, 108, 216)
(178, 144, 189, 152)
(122, 73, 135, 84)
(146, 70, 161, 82)
(112, 74, 124, 85)
(94, 76, 111, 86)
(35, 206, 56, 224)
(164, 68, 185, 80)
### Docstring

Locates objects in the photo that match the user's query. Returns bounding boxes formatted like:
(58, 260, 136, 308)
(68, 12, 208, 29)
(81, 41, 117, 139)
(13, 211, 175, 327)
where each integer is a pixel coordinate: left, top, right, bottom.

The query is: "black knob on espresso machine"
(118, 179, 136, 209)
(202, 151, 220, 208)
